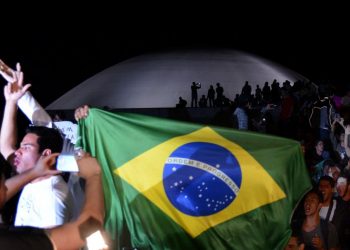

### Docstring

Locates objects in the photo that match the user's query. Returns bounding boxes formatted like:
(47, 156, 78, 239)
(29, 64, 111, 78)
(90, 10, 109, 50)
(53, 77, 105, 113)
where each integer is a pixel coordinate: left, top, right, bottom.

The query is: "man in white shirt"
(0, 63, 73, 228)
(0, 151, 106, 250)
(1, 59, 84, 221)
(11, 127, 73, 228)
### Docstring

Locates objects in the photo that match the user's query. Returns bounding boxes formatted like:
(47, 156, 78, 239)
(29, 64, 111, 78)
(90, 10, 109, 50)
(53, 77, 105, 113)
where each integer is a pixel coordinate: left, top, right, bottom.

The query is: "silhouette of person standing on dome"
(215, 82, 224, 107)
(191, 82, 201, 107)
(207, 85, 215, 107)
(241, 81, 252, 97)
(262, 81, 271, 101)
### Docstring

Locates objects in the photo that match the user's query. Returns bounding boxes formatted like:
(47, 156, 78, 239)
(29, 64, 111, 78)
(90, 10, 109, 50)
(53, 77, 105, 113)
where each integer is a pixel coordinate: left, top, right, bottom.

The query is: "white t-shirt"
(14, 175, 73, 228)
(319, 199, 337, 222)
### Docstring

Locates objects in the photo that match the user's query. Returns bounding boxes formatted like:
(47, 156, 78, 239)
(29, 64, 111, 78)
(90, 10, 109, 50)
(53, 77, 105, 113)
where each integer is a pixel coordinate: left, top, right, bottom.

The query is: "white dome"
(46, 49, 309, 110)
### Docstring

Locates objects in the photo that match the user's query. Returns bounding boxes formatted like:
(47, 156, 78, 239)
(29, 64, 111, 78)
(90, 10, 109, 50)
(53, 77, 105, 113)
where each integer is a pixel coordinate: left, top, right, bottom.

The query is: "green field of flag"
(78, 108, 311, 249)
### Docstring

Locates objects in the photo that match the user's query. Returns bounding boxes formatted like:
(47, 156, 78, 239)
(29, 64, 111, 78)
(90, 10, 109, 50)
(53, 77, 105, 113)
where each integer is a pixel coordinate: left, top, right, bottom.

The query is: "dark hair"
(305, 188, 324, 203)
(323, 159, 335, 168)
(314, 139, 324, 146)
(319, 175, 335, 188)
(25, 126, 63, 153)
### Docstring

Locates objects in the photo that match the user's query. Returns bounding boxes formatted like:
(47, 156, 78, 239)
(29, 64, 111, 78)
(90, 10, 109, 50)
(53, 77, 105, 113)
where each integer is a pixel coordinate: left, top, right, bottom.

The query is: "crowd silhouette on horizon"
(177, 79, 350, 140)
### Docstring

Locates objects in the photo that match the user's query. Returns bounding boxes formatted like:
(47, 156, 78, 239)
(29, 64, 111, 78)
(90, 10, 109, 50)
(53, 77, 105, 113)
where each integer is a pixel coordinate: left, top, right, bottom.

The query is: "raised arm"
(329, 118, 339, 151)
(0, 59, 52, 126)
(345, 124, 350, 158)
(0, 67, 31, 161)
(48, 154, 106, 250)
(0, 59, 14, 81)
(335, 118, 350, 158)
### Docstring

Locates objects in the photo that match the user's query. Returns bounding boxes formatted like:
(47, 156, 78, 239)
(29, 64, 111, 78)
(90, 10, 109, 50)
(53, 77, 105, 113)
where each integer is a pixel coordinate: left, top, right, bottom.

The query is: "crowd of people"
(1, 56, 350, 249)
(184, 77, 350, 249)
(230, 79, 350, 249)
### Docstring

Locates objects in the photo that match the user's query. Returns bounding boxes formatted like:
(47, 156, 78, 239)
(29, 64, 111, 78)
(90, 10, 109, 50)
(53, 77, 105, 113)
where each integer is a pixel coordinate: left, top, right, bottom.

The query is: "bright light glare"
(86, 230, 108, 250)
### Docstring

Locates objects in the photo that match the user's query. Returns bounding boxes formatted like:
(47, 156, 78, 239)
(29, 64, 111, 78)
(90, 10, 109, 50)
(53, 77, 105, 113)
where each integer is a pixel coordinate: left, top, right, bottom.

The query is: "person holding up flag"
(76, 105, 312, 249)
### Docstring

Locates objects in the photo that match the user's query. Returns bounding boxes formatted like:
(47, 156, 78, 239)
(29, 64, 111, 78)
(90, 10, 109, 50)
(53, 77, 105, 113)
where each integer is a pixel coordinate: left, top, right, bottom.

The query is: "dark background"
(0, 7, 349, 108)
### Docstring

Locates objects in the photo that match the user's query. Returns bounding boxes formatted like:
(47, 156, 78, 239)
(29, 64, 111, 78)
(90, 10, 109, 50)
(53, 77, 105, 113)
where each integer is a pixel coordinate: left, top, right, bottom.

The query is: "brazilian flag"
(78, 108, 311, 250)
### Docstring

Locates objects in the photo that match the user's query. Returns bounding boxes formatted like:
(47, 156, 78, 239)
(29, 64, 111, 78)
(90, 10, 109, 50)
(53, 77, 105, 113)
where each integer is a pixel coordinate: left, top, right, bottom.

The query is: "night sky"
(1, 9, 349, 108)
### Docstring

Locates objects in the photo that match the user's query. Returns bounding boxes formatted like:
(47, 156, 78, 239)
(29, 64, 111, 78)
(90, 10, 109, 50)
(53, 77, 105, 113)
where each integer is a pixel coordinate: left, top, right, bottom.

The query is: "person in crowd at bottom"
(335, 175, 350, 249)
(318, 175, 346, 238)
(300, 188, 338, 250)
(284, 230, 305, 250)
(0, 152, 107, 250)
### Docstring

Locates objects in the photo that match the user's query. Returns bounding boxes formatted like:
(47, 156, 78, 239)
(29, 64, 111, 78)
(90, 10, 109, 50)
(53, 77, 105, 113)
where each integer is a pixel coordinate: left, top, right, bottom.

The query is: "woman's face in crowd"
(315, 141, 324, 152)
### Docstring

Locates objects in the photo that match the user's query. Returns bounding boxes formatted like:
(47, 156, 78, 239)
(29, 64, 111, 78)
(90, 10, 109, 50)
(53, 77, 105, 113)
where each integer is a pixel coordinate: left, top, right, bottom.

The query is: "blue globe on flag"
(163, 142, 242, 216)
